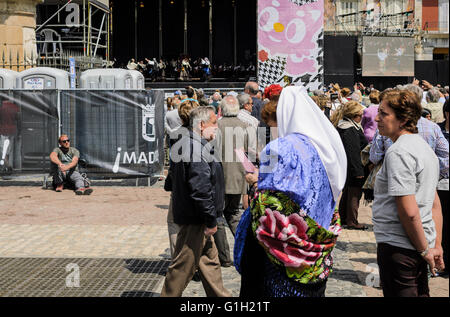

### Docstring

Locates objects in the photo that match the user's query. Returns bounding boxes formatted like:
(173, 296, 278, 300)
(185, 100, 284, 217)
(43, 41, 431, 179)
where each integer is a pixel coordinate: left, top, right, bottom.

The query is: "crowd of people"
(160, 79, 449, 297)
(122, 56, 256, 81)
(46, 76, 448, 298)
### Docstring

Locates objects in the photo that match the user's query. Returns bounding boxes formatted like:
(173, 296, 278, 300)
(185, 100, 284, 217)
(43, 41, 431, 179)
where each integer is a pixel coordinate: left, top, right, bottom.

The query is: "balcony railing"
(330, 10, 418, 35)
(0, 49, 106, 73)
(423, 21, 449, 34)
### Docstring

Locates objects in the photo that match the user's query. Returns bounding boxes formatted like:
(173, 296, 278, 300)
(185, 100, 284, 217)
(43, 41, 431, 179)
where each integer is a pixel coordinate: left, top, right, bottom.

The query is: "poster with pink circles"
(257, 0, 324, 91)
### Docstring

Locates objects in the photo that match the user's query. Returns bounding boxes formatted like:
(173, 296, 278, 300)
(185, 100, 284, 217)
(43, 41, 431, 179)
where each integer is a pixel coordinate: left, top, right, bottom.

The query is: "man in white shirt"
(164, 97, 182, 136)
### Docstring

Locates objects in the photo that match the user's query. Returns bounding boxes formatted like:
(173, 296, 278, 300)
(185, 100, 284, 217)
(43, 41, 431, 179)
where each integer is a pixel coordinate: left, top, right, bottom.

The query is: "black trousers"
(213, 216, 232, 265)
(223, 194, 243, 236)
(338, 184, 363, 226)
(438, 189, 448, 269)
(377, 243, 429, 297)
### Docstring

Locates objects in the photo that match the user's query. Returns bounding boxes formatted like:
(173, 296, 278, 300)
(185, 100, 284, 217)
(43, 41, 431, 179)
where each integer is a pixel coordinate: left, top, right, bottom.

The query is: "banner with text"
(0, 89, 164, 180)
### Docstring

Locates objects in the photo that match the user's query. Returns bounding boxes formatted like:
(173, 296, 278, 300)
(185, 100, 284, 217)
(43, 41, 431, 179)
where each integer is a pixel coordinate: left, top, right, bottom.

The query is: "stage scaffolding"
(35, 0, 110, 69)
(332, 10, 418, 37)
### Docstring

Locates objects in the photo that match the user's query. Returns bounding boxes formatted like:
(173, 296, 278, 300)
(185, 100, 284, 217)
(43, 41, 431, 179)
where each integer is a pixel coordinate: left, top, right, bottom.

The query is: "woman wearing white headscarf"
(234, 86, 347, 297)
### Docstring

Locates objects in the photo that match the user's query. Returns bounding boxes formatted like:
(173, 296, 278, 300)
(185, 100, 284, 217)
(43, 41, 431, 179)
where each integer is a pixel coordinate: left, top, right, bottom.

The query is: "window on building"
(439, 0, 449, 33)
(337, 0, 358, 29)
(383, 0, 404, 15)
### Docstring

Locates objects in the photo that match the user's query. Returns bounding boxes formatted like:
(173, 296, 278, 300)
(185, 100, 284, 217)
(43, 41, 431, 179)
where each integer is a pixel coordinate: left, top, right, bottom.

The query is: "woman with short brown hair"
(178, 99, 200, 127)
(261, 100, 278, 127)
(373, 89, 444, 297)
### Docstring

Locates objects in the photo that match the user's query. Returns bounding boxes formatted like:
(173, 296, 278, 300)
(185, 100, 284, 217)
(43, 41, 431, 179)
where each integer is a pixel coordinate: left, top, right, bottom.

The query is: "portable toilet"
(16, 67, 70, 89)
(128, 70, 145, 89)
(79, 68, 132, 89)
(0, 69, 18, 89)
(77, 68, 134, 175)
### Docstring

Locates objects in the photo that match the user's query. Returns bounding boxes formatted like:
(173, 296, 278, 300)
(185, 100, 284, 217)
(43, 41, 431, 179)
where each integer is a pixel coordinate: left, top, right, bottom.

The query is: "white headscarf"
(277, 86, 347, 201)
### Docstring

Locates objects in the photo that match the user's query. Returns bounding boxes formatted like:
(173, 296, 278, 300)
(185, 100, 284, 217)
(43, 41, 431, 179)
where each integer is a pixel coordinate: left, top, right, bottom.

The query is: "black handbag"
(164, 170, 172, 192)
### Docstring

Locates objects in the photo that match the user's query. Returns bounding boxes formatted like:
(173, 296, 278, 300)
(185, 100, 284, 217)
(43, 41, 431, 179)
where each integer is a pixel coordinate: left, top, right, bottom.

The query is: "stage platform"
(145, 80, 248, 91)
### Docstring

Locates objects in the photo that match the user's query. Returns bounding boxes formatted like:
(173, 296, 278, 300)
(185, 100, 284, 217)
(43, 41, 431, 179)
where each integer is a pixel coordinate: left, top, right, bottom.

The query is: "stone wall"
(0, 0, 43, 70)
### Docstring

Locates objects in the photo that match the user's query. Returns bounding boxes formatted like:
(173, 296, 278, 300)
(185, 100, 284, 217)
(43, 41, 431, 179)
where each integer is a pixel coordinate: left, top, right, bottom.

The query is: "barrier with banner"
(257, 0, 324, 90)
(0, 89, 165, 180)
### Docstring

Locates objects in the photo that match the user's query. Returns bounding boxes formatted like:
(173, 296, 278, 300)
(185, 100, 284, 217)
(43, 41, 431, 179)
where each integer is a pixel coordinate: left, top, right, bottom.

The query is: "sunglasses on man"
(60, 139, 70, 143)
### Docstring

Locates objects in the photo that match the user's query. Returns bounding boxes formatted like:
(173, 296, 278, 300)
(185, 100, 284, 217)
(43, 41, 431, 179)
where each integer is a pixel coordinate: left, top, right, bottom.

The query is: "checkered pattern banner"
(257, 0, 324, 91)
(258, 56, 287, 88)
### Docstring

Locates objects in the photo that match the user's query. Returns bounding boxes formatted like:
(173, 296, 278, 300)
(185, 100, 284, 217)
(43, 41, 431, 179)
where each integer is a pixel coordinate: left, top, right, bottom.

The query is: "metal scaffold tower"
(34, 0, 111, 69)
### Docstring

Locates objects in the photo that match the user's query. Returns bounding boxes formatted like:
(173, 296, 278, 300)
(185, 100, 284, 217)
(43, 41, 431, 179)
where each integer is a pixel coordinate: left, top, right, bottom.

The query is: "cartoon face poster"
(257, 0, 324, 91)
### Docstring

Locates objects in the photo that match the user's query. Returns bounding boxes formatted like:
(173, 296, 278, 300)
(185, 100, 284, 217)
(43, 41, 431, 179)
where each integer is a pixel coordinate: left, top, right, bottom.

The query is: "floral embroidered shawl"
(250, 190, 341, 284)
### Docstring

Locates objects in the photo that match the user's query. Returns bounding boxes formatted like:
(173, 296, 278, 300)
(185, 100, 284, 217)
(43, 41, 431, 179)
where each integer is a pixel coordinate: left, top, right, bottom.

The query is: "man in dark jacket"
(161, 106, 230, 297)
(245, 81, 271, 145)
(245, 81, 263, 121)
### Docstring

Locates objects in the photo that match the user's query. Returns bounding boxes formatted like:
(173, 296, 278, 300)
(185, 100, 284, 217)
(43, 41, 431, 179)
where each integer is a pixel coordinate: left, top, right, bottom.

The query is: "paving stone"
(0, 188, 447, 297)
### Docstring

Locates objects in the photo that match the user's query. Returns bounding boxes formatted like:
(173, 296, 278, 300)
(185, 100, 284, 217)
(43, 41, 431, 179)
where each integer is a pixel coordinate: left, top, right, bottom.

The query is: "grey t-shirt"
(52, 147, 80, 171)
(372, 134, 439, 251)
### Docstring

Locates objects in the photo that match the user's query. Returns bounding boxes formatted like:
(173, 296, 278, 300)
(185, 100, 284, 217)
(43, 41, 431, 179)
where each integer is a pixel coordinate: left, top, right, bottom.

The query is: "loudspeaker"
(324, 35, 358, 76)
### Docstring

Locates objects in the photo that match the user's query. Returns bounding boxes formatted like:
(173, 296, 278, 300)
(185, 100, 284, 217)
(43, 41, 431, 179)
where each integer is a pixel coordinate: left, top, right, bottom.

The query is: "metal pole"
(209, 0, 213, 62)
(159, 0, 163, 58)
(83, 0, 86, 56)
(88, 2, 91, 57)
(135, 0, 138, 59)
(184, 0, 188, 55)
(93, 13, 106, 56)
(57, 89, 61, 137)
(107, 6, 110, 62)
(233, 0, 237, 66)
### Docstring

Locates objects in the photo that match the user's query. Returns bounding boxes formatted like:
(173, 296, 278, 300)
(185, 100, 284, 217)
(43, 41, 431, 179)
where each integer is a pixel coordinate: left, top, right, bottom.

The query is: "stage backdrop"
(257, 0, 324, 90)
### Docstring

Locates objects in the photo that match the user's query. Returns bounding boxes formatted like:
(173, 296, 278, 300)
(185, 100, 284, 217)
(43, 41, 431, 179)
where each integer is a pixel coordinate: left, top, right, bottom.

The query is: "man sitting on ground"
(49, 135, 93, 195)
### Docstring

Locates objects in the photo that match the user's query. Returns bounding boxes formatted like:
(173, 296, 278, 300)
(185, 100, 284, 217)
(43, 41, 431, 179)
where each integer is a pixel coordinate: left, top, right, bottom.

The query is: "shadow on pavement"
(335, 241, 377, 253)
(330, 268, 366, 285)
(124, 259, 170, 275)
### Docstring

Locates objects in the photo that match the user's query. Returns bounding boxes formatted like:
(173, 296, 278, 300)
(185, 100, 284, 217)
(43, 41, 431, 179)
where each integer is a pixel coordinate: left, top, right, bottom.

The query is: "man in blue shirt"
(370, 116, 449, 180)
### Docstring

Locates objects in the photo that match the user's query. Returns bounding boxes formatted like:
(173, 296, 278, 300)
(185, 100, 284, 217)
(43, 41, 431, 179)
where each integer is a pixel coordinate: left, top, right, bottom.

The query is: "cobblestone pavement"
(0, 186, 447, 297)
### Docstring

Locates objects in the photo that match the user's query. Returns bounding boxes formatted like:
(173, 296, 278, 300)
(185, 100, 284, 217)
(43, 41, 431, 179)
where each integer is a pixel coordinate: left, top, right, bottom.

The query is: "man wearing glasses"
(49, 135, 93, 195)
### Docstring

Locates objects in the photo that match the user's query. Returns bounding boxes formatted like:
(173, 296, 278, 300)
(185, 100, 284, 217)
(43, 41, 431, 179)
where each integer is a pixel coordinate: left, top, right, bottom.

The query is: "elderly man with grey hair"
(210, 92, 222, 114)
(426, 88, 445, 123)
(403, 84, 428, 109)
(161, 105, 230, 297)
(237, 93, 259, 129)
(217, 95, 249, 238)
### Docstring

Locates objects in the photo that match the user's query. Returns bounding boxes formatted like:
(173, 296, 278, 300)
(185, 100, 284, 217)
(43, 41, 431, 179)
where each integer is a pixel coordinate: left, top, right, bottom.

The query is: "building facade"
(324, 0, 449, 61)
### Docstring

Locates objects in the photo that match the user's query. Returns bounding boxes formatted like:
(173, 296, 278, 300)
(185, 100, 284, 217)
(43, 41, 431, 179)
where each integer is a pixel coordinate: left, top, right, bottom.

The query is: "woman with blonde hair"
(333, 101, 369, 230)
(177, 99, 200, 127)
(340, 87, 352, 103)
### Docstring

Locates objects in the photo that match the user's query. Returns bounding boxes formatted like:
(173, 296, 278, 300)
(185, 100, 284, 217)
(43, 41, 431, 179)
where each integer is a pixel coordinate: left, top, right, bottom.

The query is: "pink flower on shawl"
(255, 209, 323, 267)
